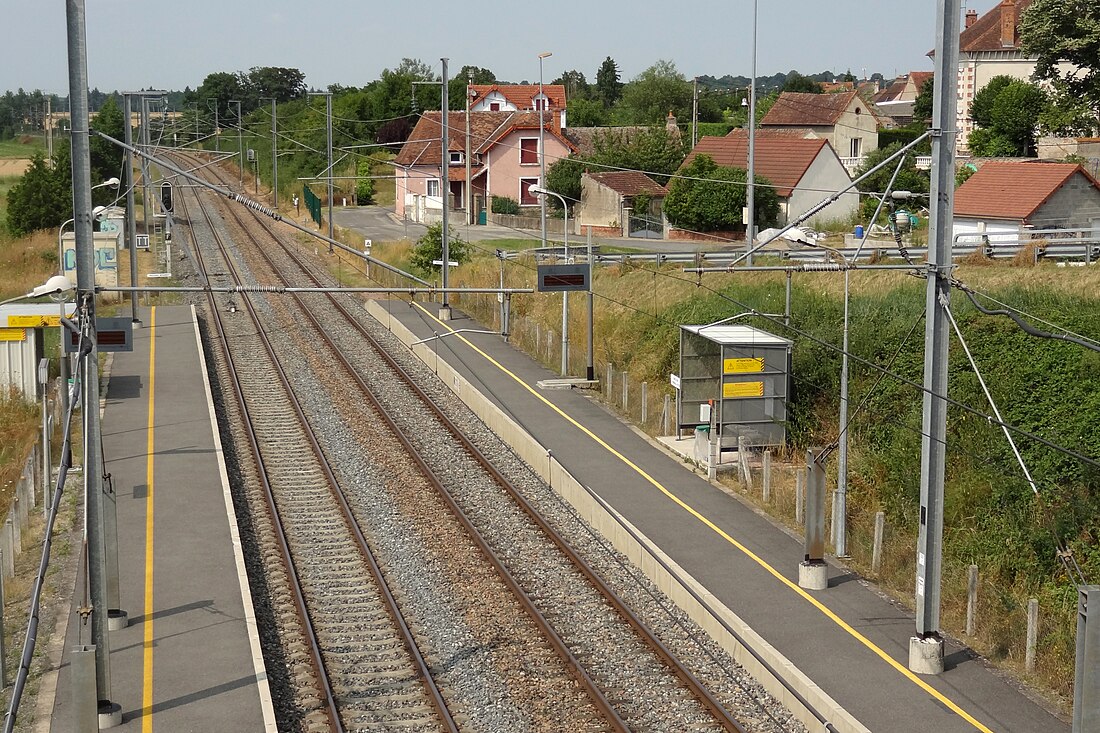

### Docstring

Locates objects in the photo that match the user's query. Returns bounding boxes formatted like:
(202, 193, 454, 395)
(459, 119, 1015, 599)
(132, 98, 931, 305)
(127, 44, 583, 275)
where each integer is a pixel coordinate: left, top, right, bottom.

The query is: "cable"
(953, 280, 1100, 354)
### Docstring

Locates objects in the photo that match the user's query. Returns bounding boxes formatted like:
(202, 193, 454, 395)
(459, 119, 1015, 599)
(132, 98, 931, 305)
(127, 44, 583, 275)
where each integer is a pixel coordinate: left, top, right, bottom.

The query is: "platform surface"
(48, 305, 274, 732)
(373, 298, 1068, 733)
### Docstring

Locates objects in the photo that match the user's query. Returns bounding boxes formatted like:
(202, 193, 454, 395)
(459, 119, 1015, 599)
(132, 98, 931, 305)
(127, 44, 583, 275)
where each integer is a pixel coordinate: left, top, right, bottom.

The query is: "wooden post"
(1026, 598, 1039, 673)
(737, 436, 752, 489)
(641, 382, 648, 424)
(662, 394, 671, 435)
(966, 564, 978, 636)
(606, 363, 613, 398)
(762, 450, 772, 502)
(0, 548, 6, 687)
(872, 511, 885, 575)
(622, 371, 629, 410)
(547, 329, 555, 361)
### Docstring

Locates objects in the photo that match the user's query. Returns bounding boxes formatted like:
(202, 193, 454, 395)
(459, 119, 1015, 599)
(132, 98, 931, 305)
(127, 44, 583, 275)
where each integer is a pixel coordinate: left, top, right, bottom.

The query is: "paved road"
(331, 205, 734, 254)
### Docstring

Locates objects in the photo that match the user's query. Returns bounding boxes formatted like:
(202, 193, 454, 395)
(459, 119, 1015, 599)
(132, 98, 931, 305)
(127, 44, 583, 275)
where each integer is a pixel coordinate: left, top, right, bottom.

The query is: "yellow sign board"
(7, 314, 63, 328)
(723, 357, 765, 374)
(0, 328, 27, 342)
(723, 381, 764, 399)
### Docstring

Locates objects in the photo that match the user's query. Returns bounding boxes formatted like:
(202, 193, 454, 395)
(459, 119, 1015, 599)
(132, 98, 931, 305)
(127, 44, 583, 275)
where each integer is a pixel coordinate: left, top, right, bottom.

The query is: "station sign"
(537, 264, 590, 292)
(64, 317, 133, 353)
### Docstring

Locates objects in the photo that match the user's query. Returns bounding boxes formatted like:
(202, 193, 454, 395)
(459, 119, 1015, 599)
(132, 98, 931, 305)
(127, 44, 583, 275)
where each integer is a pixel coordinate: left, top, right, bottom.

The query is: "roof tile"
(585, 171, 667, 197)
(681, 135, 832, 197)
(761, 90, 861, 127)
(953, 161, 1098, 219)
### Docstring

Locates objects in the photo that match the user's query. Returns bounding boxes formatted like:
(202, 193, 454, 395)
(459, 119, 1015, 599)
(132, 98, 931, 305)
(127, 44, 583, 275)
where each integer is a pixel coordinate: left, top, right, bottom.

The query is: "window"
(426, 179, 441, 198)
(449, 151, 464, 165)
(534, 97, 547, 111)
(519, 177, 540, 206)
(520, 138, 539, 165)
(489, 102, 501, 112)
(850, 138, 862, 159)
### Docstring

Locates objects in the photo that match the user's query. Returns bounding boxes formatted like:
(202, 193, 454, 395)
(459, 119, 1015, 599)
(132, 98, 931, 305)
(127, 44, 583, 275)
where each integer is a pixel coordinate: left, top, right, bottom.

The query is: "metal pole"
(911, 0, 961, 676)
(325, 94, 333, 247)
(123, 94, 139, 326)
(231, 100, 243, 191)
(538, 52, 552, 250)
(745, 0, 758, 266)
(1074, 585, 1100, 732)
(440, 59, 451, 320)
(835, 267, 851, 557)
(271, 98, 278, 208)
(140, 98, 150, 260)
(213, 102, 219, 153)
(465, 73, 472, 225)
(586, 228, 595, 381)
(561, 205, 569, 376)
(692, 77, 699, 149)
(65, 0, 115, 715)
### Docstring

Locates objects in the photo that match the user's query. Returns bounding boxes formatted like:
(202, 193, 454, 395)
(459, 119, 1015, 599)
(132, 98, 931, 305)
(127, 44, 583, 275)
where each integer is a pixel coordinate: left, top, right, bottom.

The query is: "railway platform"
(44, 305, 275, 732)
(367, 297, 1069, 733)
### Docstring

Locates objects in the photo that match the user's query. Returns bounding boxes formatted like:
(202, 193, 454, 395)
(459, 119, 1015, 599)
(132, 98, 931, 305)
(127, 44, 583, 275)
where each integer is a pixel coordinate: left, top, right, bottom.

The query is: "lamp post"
(530, 183, 570, 376)
(537, 51, 552, 250)
(745, 0, 758, 265)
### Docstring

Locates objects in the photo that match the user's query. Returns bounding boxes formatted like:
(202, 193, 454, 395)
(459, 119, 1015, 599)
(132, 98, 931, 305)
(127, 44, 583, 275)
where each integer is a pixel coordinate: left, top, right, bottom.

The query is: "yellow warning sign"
(0, 328, 27, 342)
(723, 381, 764, 399)
(723, 357, 764, 374)
(7, 314, 62, 328)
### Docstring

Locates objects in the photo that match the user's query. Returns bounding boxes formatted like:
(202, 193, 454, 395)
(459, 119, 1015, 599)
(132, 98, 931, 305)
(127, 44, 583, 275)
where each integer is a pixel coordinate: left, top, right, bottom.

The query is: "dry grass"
(0, 230, 58, 301)
(0, 391, 38, 520)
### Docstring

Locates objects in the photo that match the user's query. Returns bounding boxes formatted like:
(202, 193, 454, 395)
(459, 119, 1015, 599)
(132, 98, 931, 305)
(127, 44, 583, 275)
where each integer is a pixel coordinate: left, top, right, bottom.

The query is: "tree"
(355, 158, 374, 205)
(1020, 0, 1100, 117)
(966, 78, 1047, 157)
(617, 60, 692, 125)
(595, 56, 623, 108)
(6, 151, 70, 236)
(853, 143, 929, 218)
(408, 222, 469, 275)
(912, 76, 935, 123)
(781, 71, 822, 94)
(553, 70, 590, 100)
(372, 58, 436, 120)
(195, 71, 247, 119)
(565, 97, 608, 127)
(664, 154, 779, 233)
(89, 95, 124, 197)
(247, 66, 307, 103)
(448, 65, 496, 110)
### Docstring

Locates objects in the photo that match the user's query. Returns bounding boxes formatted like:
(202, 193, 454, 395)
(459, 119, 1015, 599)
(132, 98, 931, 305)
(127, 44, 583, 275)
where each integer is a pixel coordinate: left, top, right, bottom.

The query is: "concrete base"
(438, 306, 452, 321)
(536, 378, 600, 390)
(908, 635, 945, 675)
(98, 701, 122, 728)
(107, 609, 128, 631)
(798, 561, 829, 591)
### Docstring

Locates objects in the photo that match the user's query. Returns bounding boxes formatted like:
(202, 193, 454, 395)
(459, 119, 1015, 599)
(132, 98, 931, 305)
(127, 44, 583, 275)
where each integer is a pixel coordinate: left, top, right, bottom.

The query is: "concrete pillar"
(872, 511, 885, 575)
(1026, 598, 1039, 673)
(799, 448, 828, 591)
(966, 564, 978, 635)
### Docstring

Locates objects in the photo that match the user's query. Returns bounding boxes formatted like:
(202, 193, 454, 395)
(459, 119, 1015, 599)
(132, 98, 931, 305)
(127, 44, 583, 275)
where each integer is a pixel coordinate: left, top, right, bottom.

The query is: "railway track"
(167, 150, 803, 733)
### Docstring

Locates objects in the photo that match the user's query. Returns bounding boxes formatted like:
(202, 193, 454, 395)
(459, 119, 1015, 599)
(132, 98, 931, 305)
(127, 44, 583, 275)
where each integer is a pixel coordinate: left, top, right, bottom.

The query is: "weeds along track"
(169, 151, 802, 733)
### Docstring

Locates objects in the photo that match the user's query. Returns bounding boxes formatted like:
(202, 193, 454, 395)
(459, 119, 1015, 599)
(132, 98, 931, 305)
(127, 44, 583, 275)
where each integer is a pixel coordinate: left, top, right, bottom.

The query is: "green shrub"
(492, 196, 520, 215)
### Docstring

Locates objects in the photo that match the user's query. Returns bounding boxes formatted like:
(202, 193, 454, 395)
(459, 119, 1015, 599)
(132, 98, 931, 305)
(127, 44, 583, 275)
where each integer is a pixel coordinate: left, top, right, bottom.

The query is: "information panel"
(537, 264, 590, 292)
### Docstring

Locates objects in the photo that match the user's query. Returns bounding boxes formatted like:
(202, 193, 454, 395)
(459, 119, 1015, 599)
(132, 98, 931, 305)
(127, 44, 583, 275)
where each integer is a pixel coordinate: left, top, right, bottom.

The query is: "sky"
(2, 1, 982, 96)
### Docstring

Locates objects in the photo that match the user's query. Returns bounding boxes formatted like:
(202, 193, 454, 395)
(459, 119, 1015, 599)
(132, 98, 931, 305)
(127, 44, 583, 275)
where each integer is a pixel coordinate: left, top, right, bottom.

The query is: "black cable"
(955, 282, 1100, 354)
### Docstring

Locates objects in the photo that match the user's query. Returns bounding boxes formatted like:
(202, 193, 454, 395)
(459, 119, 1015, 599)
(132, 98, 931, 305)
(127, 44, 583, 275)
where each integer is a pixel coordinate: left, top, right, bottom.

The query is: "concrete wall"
(831, 99, 879, 159)
(791, 151, 859, 226)
(365, 298, 868, 733)
(577, 177, 624, 231)
(1029, 173, 1100, 230)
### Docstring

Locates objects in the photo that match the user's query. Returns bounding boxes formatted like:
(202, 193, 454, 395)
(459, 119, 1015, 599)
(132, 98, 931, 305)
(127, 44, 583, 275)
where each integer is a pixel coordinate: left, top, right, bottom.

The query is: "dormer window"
(449, 151, 464, 165)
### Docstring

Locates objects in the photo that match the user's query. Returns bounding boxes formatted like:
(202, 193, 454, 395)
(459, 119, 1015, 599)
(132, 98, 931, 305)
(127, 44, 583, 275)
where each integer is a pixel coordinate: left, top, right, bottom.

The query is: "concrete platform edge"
(366, 300, 870, 733)
(189, 305, 278, 732)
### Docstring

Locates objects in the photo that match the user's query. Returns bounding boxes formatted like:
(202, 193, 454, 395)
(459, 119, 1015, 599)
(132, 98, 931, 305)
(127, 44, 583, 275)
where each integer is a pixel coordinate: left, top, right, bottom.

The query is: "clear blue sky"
(4, 1, 979, 96)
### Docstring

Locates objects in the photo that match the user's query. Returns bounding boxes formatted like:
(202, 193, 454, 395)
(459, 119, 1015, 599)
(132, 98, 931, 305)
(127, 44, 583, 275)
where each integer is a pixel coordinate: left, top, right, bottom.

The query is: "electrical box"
(678, 324, 792, 448)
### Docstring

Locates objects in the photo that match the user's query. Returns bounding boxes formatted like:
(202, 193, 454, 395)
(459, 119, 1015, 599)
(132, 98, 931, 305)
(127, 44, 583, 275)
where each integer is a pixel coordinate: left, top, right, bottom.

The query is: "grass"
(0, 135, 45, 159)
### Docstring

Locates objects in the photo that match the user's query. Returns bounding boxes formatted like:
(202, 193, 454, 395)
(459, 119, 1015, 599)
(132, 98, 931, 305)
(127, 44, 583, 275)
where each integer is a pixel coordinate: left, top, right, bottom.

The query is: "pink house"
(468, 83, 568, 129)
(394, 110, 575, 223)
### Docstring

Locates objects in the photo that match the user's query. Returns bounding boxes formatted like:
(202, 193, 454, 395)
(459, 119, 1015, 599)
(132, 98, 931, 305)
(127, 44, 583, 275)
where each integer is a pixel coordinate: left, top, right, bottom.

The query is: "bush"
(491, 196, 520, 215)
(664, 154, 779, 232)
(408, 222, 470, 275)
(355, 159, 374, 204)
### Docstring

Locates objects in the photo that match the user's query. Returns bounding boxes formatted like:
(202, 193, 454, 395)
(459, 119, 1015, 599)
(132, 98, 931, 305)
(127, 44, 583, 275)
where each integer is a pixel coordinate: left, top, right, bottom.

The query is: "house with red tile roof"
(872, 72, 933, 125)
(759, 91, 879, 174)
(953, 161, 1100, 244)
(394, 110, 575, 224)
(680, 131, 858, 227)
(469, 84, 567, 129)
(576, 171, 669, 237)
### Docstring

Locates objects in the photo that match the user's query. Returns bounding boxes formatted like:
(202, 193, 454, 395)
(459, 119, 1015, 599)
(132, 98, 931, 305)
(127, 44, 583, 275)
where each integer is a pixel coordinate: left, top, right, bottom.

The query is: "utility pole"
(271, 98, 278, 208)
(910, 0, 961, 676)
(64, 0, 119, 724)
(46, 98, 53, 160)
(140, 97, 151, 258)
(325, 93, 333, 247)
(465, 71, 473, 225)
(229, 100, 243, 191)
(745, 0, 758, 266)
(123, 94, 138, 326)
(440, 58, 451, 320)
(691, 77, 699, 149)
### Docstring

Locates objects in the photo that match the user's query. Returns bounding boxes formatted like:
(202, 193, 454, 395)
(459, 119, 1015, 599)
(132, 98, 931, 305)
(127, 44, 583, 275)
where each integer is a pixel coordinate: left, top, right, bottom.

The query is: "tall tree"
(595, 56, 623, 108)
(781, 71, 823, 94)
(553, 70, 590, 100)
(6, 150, 71, 236)
(912, 76, 935, 124)
(664, 153, 779, 233)
(89, 95, 125, 194)
(617, 60, 692, 124)
(247, 66, 307, 103)
(1020, 0, 1100, 114)
(967, 77, 1047, 157)
(449, 65, 496, 110)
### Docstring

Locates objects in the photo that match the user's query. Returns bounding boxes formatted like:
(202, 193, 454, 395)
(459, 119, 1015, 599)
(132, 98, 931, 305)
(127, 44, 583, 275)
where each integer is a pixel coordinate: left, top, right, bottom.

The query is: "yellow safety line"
(142, 307, 157, 731)
(410, 301, 995, 733)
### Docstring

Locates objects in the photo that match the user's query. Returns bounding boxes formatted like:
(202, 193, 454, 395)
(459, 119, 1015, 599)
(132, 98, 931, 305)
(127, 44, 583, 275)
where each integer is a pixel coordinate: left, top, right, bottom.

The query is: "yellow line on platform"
(410, 301, 995, 733)
(142, 307, 157, 731)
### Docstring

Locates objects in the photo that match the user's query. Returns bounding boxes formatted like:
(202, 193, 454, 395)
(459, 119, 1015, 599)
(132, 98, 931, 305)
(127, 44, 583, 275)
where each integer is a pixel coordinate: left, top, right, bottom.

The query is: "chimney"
(965, 9, 978, 28)
(666, 110, 679, 136)
(1001, 0, 1017, 47)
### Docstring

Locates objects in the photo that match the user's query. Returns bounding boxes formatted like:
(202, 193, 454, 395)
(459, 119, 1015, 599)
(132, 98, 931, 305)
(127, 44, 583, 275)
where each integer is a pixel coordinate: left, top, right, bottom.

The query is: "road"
(331, 205, 735, 254)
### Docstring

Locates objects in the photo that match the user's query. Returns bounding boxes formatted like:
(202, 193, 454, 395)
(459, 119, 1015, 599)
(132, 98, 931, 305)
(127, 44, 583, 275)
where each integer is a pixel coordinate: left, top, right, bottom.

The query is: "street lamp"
(530, 183, 570, 376)
(537, 51, 552, 252)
